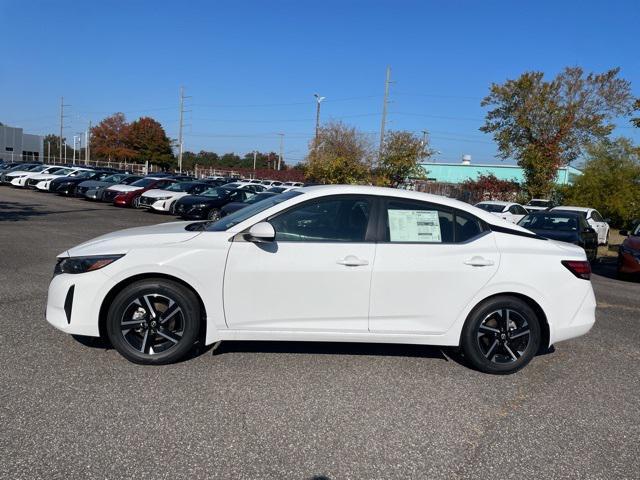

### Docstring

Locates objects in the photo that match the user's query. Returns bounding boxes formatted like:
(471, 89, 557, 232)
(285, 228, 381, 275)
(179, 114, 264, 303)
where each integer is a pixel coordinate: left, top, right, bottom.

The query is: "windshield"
(476, 203, 505, 213)
(165, 182, 193, 192)
(519, 214, 579, 231)
(527, 200, 552, 207)
(633, 224, 640, 236)
(103, 174, 125, 183)
(27, 165, 47, 172)
(130, 178, 157, 188)
(201, 187, 233, 198)
(246, 192, 276, 204)
(54, 168, 74, 175)
(70, 170, 94, 179)
(207, 190, 304, 231)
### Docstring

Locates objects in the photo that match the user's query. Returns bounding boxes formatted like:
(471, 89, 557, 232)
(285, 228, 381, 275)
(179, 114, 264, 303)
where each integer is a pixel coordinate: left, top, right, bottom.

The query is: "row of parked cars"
(474, 200, 614, 266)
(0, 161, 304, 221)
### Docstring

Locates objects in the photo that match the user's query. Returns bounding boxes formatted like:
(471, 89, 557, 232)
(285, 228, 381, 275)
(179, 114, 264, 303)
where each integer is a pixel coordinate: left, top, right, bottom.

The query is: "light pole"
(314, 93, 325, 147)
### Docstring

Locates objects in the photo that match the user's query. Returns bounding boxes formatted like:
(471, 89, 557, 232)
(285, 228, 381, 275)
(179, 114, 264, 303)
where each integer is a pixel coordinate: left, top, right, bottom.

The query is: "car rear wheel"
(207, 208, 221, 221)
(105, 279, 201, 365)
(461, 296, 541, 374)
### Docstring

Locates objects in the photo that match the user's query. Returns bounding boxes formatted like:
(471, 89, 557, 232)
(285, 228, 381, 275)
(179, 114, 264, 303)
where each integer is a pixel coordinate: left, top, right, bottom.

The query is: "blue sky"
(1, 0, 638, 165)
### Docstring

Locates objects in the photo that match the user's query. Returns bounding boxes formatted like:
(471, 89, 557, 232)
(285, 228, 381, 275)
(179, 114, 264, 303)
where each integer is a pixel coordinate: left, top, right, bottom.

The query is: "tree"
(562, 138, 640, 227)
(460, 173, 521, 202)
(376, 130, 433, 186)
(632, 99, 640, 128)
(90, 113, 135, 161)
(127, 117, 174, 168)
(304, 122, 372, 184)
(480, 67, 636, 197)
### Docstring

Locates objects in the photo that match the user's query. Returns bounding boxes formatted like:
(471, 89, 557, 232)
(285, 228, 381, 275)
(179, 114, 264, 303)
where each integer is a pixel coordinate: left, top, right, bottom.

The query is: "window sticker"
(388, 209, 442, 242)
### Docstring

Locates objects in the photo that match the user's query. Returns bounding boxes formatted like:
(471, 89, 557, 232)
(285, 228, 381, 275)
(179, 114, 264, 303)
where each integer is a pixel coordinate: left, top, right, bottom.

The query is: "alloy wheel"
(476, 308, 531, 364)
(120, 294, 185, 355)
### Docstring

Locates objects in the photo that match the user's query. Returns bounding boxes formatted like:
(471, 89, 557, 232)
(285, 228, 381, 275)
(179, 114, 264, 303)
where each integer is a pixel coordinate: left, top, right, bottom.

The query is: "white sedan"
(5, 165, 65, 187)
(27, 167, 93, 190)
(475, 201, 529, 224)
(46, 185, 595, 374)
(137, 181, 212, 213)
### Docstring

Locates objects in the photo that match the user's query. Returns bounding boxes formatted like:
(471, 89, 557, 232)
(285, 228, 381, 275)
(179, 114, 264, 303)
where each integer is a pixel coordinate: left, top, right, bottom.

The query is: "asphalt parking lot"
(1, 187, 639, 480)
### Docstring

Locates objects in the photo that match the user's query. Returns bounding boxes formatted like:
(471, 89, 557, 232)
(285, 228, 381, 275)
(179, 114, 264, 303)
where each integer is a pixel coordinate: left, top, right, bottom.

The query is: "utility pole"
(47, 142, 51, 163)
(72, 135, 77, 163)
(314, 93, 325, 146)
(253, 150, 257, 173)
(378, 66, 392, 165)
(59, 96, 70, 163)
(278, 133, 284, 171)
(177, 86, 191, 174)
(86, 121, 91, 165)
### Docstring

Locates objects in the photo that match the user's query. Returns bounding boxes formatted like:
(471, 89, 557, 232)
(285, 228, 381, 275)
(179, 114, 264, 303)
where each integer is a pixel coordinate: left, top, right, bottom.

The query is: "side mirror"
(619, 230, 628, 237)
(247, 221, 275, 243)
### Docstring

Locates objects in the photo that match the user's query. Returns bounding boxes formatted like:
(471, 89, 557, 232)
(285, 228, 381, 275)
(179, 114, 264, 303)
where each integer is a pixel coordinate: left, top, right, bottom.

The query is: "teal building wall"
(419, 162, 582, 185)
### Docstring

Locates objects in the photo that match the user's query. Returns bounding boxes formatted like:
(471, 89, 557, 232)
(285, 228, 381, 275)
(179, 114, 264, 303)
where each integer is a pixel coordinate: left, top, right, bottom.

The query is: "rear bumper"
(550, 283, 596, 344)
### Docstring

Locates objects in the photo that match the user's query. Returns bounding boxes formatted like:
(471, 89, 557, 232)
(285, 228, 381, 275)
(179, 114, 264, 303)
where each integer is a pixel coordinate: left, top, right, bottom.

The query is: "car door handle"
(337, 255, 369, 267)
(464, 256, 494, 267)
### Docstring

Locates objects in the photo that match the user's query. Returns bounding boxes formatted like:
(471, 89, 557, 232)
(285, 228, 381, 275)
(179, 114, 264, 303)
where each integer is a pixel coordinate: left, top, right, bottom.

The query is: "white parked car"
(27, 167, 93, 190)
(475, 201, 528, 224)
(524, 199, 554, 213)
(5, 165, 64, 187)
(551, 206, 610, 245)
(137, 181, 212, 213)
(46, 185, 595, 374)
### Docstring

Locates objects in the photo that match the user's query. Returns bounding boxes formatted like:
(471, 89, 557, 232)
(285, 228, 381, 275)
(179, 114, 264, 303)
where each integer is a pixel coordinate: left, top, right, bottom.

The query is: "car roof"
(476, 200, 512, 206)
(527, 210, 582, 217)
(552, 206, 591, 212)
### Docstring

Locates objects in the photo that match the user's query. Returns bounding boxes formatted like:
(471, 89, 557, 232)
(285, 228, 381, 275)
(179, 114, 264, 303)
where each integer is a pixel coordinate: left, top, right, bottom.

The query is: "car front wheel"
(461, 296, 541, 374)
(106, 279, 201, 365)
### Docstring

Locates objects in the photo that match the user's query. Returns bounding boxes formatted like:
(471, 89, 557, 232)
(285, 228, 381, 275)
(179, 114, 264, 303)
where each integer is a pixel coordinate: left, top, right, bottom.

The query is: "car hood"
(30, 173, 65, 180)
(142, 189, 184, 199)
(106, 184, 143, 193)
(62, 221, 204, 257)
(78, 179, 113, 188)
(177, 194, 228, 206)
(5, 170, 36, 177)
(623, 236, 640, 251)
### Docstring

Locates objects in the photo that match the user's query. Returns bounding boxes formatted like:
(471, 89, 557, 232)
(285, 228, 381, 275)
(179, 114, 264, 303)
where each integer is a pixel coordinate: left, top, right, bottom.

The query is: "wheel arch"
(98, 272, 208, 342)
(460, 292, 550, 352)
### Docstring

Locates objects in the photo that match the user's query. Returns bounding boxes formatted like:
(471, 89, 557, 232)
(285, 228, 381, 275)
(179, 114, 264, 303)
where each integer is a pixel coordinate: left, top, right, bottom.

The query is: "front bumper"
(46, 271, 108, 337)
(35, 180, 52, 191)
(618, 250, 640, 274)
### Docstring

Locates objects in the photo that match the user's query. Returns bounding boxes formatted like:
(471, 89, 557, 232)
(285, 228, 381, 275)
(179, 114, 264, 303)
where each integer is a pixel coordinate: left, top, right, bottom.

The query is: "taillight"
(561, 260, 591, 280)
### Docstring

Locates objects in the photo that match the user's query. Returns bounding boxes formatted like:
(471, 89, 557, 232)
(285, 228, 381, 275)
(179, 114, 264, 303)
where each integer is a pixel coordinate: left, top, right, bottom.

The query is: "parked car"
(283, 181, 304, 187)
(551, 206, 610, 245)
(524, 199, 554, 213)
(265, 186, 299, 194)
(107, 177, 177, 207)
(518, 211, 598, 262)
(27, 167, 94, 191)
(174, 186, 255, 220)
(49, 170, 113, 196)
(617, 224, 640, 279)
(1, 164, 57, 186)
(474, 201, 528, 224)
(46, 185, 595, 373)
(137, 181, 213, 213)
(219, 191, 278, 217)
(223, 182, 267, 193)
(81, 174, 143, 200)
(0, 161, 36, 173)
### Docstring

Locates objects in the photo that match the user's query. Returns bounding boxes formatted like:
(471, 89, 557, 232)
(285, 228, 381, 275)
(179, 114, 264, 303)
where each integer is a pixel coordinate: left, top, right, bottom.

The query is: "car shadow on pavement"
(0, 200, 105, 221)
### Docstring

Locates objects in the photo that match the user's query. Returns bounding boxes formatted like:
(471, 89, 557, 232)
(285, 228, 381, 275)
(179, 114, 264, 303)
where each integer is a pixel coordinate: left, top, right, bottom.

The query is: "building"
(419, 157, 582, 185)
(0, 123, 43, 163)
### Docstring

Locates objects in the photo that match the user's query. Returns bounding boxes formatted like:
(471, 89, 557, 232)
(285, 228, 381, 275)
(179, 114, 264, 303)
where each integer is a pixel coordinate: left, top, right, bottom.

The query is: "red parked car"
(617, 223, 640, 279)
(103, 177, 178, 207)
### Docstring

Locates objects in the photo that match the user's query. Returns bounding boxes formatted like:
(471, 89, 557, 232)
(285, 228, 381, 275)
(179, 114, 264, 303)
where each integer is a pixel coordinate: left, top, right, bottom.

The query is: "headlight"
(54, 254, 124, 276)
(154, 196, 172, 201)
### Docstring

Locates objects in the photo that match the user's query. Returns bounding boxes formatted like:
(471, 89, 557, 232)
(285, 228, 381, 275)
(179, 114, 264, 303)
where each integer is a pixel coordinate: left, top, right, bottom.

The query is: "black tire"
(207, 208, 221, 221)
(105, 279, 201, 365)
(132, 196, 140, 209)
(169, 201, 177, 215)
(461, 296, 541, 375)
